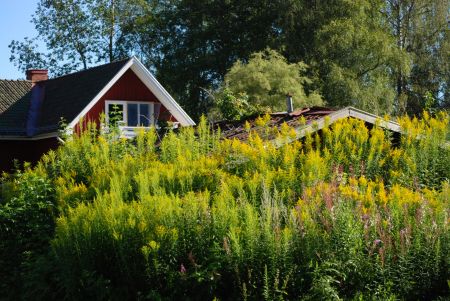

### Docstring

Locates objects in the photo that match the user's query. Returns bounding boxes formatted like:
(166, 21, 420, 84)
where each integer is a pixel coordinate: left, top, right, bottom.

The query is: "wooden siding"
(75, 69, 176, 131)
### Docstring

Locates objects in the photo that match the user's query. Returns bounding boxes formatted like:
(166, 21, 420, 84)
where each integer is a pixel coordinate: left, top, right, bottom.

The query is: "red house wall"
(0, 138, 59, 172)
(76, 69, 176, 131)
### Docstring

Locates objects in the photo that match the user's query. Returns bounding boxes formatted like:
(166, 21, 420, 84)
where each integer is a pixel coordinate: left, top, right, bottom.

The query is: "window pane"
(139, 104, 150, 126)
(108, 103, 124, 126)
(127, 103, 138, 126)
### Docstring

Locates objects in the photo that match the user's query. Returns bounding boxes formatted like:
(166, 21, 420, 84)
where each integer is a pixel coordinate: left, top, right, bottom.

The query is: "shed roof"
(216, 106, 401, 143)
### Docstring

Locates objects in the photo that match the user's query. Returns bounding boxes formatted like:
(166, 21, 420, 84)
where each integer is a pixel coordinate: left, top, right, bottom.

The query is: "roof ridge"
(41, 57, 132, 82)
(0, 79, 30, 83)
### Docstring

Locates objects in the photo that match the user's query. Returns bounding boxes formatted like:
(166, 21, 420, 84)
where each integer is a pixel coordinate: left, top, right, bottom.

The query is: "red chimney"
(26, 69, 48, 86)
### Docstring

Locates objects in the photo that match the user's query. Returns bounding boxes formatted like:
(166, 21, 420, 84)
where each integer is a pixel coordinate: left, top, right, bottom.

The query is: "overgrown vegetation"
(0, 113, 449, 300)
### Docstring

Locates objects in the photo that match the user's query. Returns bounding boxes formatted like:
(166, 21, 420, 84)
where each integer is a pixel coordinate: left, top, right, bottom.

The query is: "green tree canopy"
(222, 49, 323, 113)
(383, 0, 450, 114)
(313, 0, 410, 115)
(9, 0, 151, 76)
(9, 0, 449, 117)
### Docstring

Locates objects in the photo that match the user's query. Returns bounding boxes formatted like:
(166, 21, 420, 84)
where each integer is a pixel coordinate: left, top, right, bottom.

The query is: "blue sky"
(0, 1, 40, 80)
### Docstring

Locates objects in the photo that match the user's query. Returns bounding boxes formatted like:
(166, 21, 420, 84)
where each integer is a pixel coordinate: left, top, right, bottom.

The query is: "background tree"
(90, 0, 152, 62)
(314, 0, 411, 115)
(383, 0, 450, 114)
(208, 89, 257, 121)
(142, 0, 286, 120)
(10, 0, 99, 75)
(278, 0, 410, 115)
(221, 49, 322, 113)
(9, 0, 449, 117)
(8, 37, 48, 72)
(9, 0, 151, 76)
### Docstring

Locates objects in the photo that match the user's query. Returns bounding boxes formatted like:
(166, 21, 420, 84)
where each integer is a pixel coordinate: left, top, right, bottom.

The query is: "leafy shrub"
(0, 168, 56, 299)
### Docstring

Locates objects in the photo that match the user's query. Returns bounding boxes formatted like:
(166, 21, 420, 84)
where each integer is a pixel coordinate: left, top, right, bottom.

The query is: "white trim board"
(67, 59, 133, 128)
(68, 57, 195, 129)
(130, 57, 195, 126)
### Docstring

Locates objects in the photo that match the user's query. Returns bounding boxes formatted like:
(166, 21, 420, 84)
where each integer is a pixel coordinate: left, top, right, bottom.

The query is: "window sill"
(102, 122, 180, 139)
(119, 125, 158, 138)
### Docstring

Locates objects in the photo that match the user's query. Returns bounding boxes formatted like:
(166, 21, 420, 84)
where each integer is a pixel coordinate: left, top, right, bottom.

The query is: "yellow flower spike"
(280, 122, 290, 136)
(148, 240, 159, 251)
(361, 206, 369, 215)
(141, 246, 150, 259)
(349, 177, 358, 187)
(289, 128, 297, 140)
(170, 228, 179, 241)
(339, 185, 354, 199)
(359, 176, 368, 187)
(423, 111, 430, 122)
(112, 231, 121, 241)
(156, 225, 166, 237)
(299, 116, 306, 126)
(244, 121, 251, 132)
(255, 116, 264, 128)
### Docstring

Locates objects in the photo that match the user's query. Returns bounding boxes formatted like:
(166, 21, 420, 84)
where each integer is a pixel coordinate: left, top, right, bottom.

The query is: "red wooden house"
(0, 57, 195, 171)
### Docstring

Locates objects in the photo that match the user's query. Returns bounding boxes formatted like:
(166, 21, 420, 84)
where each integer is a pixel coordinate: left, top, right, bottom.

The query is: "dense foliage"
(10, 0, 449, 118)
(1, 113, 448, 300)
(221, 49, 323, 112)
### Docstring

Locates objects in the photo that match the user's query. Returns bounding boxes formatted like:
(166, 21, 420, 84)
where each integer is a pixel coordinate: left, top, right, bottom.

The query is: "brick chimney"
(26, 69, 48, 86)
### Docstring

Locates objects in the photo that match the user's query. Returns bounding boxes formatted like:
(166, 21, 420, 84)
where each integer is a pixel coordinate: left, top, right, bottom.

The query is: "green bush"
(0, 168, 56, 299)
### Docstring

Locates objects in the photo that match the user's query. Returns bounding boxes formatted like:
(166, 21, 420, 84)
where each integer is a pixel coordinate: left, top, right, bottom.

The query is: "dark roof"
(216, 107, 336, 141)
(0, 58, 131, 136)
(0, 80, 31, 113)
(0, 80, 32, 135)
(38, 58, 130, 133)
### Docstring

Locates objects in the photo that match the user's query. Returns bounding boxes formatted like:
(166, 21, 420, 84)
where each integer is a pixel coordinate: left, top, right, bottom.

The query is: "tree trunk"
(109, 0, 115, 62)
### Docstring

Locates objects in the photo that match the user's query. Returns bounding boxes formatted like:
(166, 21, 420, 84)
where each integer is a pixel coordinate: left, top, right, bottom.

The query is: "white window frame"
(105, 100, 155, 127)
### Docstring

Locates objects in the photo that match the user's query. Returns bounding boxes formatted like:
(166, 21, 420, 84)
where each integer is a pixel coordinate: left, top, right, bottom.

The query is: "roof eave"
(0, 131, 58, 141)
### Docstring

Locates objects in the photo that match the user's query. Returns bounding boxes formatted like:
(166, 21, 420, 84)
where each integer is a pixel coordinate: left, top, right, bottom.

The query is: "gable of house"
(0, 57, 194, 171)
(77, 69, 174, 132)
(0, 57, 194, 140)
